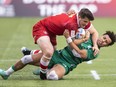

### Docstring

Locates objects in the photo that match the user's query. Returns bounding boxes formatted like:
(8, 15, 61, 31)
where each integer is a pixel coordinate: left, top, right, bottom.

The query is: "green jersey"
(48, 35, 99, 75)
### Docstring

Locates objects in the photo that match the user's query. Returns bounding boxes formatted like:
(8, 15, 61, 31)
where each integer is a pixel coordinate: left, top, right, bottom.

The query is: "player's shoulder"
(84, 22, 92, 30)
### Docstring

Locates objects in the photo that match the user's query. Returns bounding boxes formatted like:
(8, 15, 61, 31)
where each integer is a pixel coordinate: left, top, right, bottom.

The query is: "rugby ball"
(76, 28, 85, 39)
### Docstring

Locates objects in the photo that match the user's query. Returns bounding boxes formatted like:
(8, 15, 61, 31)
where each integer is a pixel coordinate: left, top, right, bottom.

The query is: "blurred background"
(0, 0, 116, 17)
(0, 0, 116, 87)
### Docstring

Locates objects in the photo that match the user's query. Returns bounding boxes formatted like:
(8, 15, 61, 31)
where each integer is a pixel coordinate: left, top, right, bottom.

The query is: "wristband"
(66, 37, 72, 43)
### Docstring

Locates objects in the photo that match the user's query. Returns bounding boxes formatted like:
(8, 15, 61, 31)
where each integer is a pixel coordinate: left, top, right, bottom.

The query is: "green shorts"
(48, 50, 77, 75)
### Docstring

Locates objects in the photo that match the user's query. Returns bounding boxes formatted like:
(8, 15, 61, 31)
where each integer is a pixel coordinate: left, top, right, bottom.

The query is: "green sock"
(12, 65, 16, 71)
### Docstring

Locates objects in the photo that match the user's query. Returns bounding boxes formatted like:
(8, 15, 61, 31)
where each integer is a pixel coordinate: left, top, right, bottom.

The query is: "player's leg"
(21, 47, 40, 56)
(0, 52, 42, 80)
(21, 47, 43, 75)
(0, 55, 33, 80)
(21, 45, 56, 56)
(36, 36, 54, 80)
(33, 24, 55, 80)
(47, 64, 65, 80)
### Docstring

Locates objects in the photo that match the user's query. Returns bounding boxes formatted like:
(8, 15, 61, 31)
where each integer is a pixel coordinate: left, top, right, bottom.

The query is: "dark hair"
(103, 31, 116, 46)
(79, 8, 94, 21)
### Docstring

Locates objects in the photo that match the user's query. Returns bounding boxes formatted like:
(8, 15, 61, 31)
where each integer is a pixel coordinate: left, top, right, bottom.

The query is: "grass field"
(0, 17, 116, 87)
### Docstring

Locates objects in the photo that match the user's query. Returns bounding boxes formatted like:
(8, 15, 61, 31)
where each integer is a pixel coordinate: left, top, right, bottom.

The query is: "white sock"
(40, 58, 49, 66)
(40, 57, 50, 73)
(5, 66, 14, 76)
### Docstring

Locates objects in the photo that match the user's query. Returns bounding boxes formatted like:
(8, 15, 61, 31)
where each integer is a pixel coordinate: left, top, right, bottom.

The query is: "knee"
(44, 49, 54, 58)
(21, 55, 33, 64)
(47, 70, 59, 80)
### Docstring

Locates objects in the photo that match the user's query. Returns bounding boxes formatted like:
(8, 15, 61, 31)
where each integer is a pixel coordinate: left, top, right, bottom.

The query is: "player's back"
(40, 13, 77, 35)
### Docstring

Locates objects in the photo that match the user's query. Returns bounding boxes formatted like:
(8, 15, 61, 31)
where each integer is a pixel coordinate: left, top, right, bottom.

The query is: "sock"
(31, 50, 42, 54)
(5, 65, 15, 76)
(40, 57, 50, 73)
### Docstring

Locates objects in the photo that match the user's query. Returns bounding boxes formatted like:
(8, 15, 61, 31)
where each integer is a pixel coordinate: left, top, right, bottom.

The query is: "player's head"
(78, 8, 94, 28)
(97, 31, 116, 47)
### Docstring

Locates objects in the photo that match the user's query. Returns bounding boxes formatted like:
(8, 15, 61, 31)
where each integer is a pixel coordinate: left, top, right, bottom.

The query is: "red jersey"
(34, 13, 78, 36)
(33, 13, 91, 45)
(36, 13, 91, 35)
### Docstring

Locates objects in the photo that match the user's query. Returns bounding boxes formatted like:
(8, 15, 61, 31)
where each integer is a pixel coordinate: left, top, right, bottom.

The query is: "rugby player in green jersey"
(0, 30, 115, 80)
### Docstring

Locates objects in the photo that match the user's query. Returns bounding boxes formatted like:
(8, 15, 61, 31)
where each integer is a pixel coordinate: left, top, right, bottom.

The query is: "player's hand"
(92, 45, 99, 56)
(63, 29, 70, 38)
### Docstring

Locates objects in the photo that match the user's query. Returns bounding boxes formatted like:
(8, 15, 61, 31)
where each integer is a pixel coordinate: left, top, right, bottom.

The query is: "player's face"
(97, 35, 112, 47)
(78, 16, 90, 28)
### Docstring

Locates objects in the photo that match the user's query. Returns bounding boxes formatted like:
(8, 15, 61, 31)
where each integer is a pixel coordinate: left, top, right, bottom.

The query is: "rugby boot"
(21, 47, 31, 55)
(0, 69, 9, 80)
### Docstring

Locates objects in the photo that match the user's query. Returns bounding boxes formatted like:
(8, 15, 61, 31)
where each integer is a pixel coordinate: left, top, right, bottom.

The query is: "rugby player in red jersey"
(32, 8, 98, 79)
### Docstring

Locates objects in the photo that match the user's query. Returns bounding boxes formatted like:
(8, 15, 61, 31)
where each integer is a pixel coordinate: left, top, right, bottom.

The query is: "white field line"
(86, 61, 100, 80)
(68, 74, 116, 77)
(1, 74, 116, 77)
(90, 70, 100, 80)
(0, 59, 116, 80)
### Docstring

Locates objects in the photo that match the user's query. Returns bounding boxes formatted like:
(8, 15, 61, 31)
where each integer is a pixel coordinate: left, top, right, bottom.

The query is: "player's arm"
(63, 29, 87, 59)
(69, 41, 87, 59)
(88, 24, 99, 56)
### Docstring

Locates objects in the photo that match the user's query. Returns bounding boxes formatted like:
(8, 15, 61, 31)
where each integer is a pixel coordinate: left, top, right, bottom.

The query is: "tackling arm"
(88, 24, 99, 56)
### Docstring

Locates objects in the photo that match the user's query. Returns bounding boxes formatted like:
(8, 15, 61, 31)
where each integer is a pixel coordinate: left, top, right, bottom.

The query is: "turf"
(0, 17, 116, 87)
